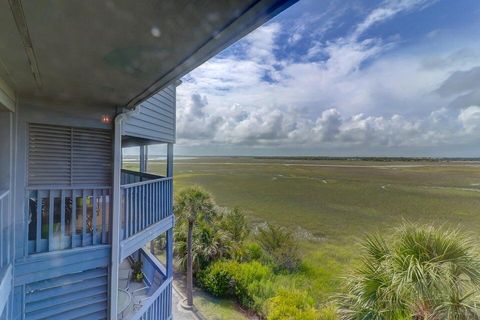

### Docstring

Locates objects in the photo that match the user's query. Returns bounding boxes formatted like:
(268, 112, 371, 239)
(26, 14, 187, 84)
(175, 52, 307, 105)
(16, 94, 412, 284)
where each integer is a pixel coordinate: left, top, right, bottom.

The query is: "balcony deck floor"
(119, 259, 151, 319)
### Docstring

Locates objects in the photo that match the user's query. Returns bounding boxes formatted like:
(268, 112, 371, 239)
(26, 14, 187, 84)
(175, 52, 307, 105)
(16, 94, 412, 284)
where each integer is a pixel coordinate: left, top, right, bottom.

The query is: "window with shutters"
(28, 123, 112, 187)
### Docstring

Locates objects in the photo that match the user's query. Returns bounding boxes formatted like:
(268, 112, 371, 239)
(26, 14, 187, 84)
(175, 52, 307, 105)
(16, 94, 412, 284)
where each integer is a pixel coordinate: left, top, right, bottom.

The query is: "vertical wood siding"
(123, 84, 176, 143)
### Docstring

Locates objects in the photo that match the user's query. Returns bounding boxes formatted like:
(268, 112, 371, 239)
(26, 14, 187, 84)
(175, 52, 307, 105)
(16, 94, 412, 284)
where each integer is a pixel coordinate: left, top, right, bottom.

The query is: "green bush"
(199, 260, 275, 313)
(256, 223, 301, 272)
(198, 260, 236, 297)
(266, 289, 320, 320)
(233, 261, 273, 310)
(237, 242, 264, 262)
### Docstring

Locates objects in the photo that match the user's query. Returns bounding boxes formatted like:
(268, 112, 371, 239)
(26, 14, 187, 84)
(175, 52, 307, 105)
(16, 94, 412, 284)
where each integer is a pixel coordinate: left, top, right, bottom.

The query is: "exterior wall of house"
(12, 101, 116, 259)
(123, 84, 176, 143)
(3, 92, 176, 319)
(9, 101, 116, 320)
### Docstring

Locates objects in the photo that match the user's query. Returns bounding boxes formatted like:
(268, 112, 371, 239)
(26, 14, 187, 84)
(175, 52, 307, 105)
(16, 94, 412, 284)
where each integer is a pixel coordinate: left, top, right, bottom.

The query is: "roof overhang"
(0, 0, 297, 109)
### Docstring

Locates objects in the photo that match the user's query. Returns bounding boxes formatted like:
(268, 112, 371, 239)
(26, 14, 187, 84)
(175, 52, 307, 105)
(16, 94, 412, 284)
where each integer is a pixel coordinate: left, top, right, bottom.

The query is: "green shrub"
(266, 289, 319, 320)
(233, 261, 273, 310)
(198, 260, 236, 297)
(199, 260, 275, 313)
(238, 242, 264, 262)
(221, 207, 250, 242)
(257, 223, 301, 272)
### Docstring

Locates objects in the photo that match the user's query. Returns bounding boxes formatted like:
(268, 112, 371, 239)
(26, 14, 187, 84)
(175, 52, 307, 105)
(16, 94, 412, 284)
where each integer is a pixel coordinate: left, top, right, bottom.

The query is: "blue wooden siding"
(24, 267, 108, 320)
(13, 246, 110, 320)
(123, 84, 176, 143)
(8, 99, 175, 319)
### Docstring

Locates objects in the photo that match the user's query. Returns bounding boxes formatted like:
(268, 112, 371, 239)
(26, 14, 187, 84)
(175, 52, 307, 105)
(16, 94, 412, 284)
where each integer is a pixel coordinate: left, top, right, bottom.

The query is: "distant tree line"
(254, 156, 480, 162)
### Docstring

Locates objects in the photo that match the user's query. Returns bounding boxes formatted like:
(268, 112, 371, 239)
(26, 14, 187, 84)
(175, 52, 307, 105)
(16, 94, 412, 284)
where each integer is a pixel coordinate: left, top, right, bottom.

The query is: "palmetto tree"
(175, 221, 232, 273)
(338, 223, 480, 320)
(174, 186, 216, 307)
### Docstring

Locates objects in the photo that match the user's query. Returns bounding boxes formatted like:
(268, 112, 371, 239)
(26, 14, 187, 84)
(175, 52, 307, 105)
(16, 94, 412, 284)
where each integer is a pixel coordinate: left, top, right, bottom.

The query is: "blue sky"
(173, 0, 480, 157)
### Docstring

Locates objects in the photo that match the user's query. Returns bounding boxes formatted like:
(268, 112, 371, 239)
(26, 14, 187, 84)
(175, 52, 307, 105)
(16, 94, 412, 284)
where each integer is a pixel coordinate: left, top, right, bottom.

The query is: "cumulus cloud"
(176, 91, 479, 150)
(175, 0, 480, 155)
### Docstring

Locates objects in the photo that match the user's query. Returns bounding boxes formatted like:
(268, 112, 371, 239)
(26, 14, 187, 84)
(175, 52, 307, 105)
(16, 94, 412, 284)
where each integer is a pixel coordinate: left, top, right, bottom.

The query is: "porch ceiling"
(0, 0, 296, 108)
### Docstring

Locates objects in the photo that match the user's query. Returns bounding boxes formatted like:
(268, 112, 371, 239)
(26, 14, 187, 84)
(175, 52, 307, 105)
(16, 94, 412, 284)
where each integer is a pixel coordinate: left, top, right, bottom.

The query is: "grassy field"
(125, 157, 480, 309)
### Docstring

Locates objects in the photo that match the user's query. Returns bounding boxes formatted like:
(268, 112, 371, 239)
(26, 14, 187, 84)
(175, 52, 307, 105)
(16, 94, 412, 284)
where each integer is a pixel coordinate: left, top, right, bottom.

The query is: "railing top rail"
(0, 189, 9, 200)
(27, 185, 112, 191)
(121, 169, 161, 178)
(121, 176, 171, 189)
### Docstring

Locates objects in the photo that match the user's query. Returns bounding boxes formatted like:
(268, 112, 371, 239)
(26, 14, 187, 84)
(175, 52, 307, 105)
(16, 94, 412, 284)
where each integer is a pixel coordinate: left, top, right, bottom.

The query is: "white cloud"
(352, 0, 437, 39)
(458, 106, 480, 134)
(174, 1, 480, 155)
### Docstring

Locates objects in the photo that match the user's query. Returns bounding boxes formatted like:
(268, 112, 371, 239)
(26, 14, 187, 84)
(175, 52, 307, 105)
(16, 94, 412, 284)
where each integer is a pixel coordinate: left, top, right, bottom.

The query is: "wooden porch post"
(144, 145, 148, 173)
(166, 143, 174, 277)
(139, 145, 145, 174)
(167, 143, 173, 178)
(109, 114, 124, 320)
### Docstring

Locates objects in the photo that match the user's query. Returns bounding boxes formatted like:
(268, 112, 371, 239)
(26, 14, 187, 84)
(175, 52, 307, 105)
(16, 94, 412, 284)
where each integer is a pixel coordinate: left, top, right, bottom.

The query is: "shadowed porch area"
(118, 248, 172, 320)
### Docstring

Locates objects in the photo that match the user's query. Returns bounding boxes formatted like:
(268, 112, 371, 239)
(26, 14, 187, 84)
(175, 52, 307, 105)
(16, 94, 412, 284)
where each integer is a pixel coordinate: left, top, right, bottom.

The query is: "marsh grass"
(125, 157, 480, 306)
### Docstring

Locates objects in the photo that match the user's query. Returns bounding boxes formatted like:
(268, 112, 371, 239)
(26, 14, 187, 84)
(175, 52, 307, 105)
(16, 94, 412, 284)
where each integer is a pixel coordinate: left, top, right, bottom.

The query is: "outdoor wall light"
(101, 114, 111, 124)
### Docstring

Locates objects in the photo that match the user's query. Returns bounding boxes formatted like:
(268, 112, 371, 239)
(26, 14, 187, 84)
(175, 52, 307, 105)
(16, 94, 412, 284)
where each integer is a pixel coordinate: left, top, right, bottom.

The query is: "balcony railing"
(127, 249, 172, 320)
(27, 187, 111, 254)
(121, 176, 173, 240)
(0, 190, 11, 269)
(121, 169, 160, 184)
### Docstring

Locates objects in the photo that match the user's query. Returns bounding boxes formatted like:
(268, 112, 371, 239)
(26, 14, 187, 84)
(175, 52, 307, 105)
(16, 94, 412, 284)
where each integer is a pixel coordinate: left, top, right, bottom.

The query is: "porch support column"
(166, 143, 174, 277)
(167, 143, 173, 178)
(166, 229, 173, 277)
(139, 145, 147, 174)
(109, 114, 124, 320)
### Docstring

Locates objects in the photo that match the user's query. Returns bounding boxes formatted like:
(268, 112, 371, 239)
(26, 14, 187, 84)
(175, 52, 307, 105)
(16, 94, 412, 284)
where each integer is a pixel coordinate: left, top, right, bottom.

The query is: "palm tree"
(337, 223, 480, 320)
(175, 221, 231, 273)
(174, 186, 216, 307)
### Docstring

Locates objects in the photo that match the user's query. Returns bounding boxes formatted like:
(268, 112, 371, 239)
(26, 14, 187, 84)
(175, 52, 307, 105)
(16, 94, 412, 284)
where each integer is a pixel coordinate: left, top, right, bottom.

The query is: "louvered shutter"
(28, 124, 72, 186)
(72, 128, 112, 185)
(28, 123, 112, 187)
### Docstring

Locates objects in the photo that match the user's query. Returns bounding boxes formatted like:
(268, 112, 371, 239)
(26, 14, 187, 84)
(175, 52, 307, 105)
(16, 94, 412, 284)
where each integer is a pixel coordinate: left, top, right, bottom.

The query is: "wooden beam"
(7, 0, 42, 88)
